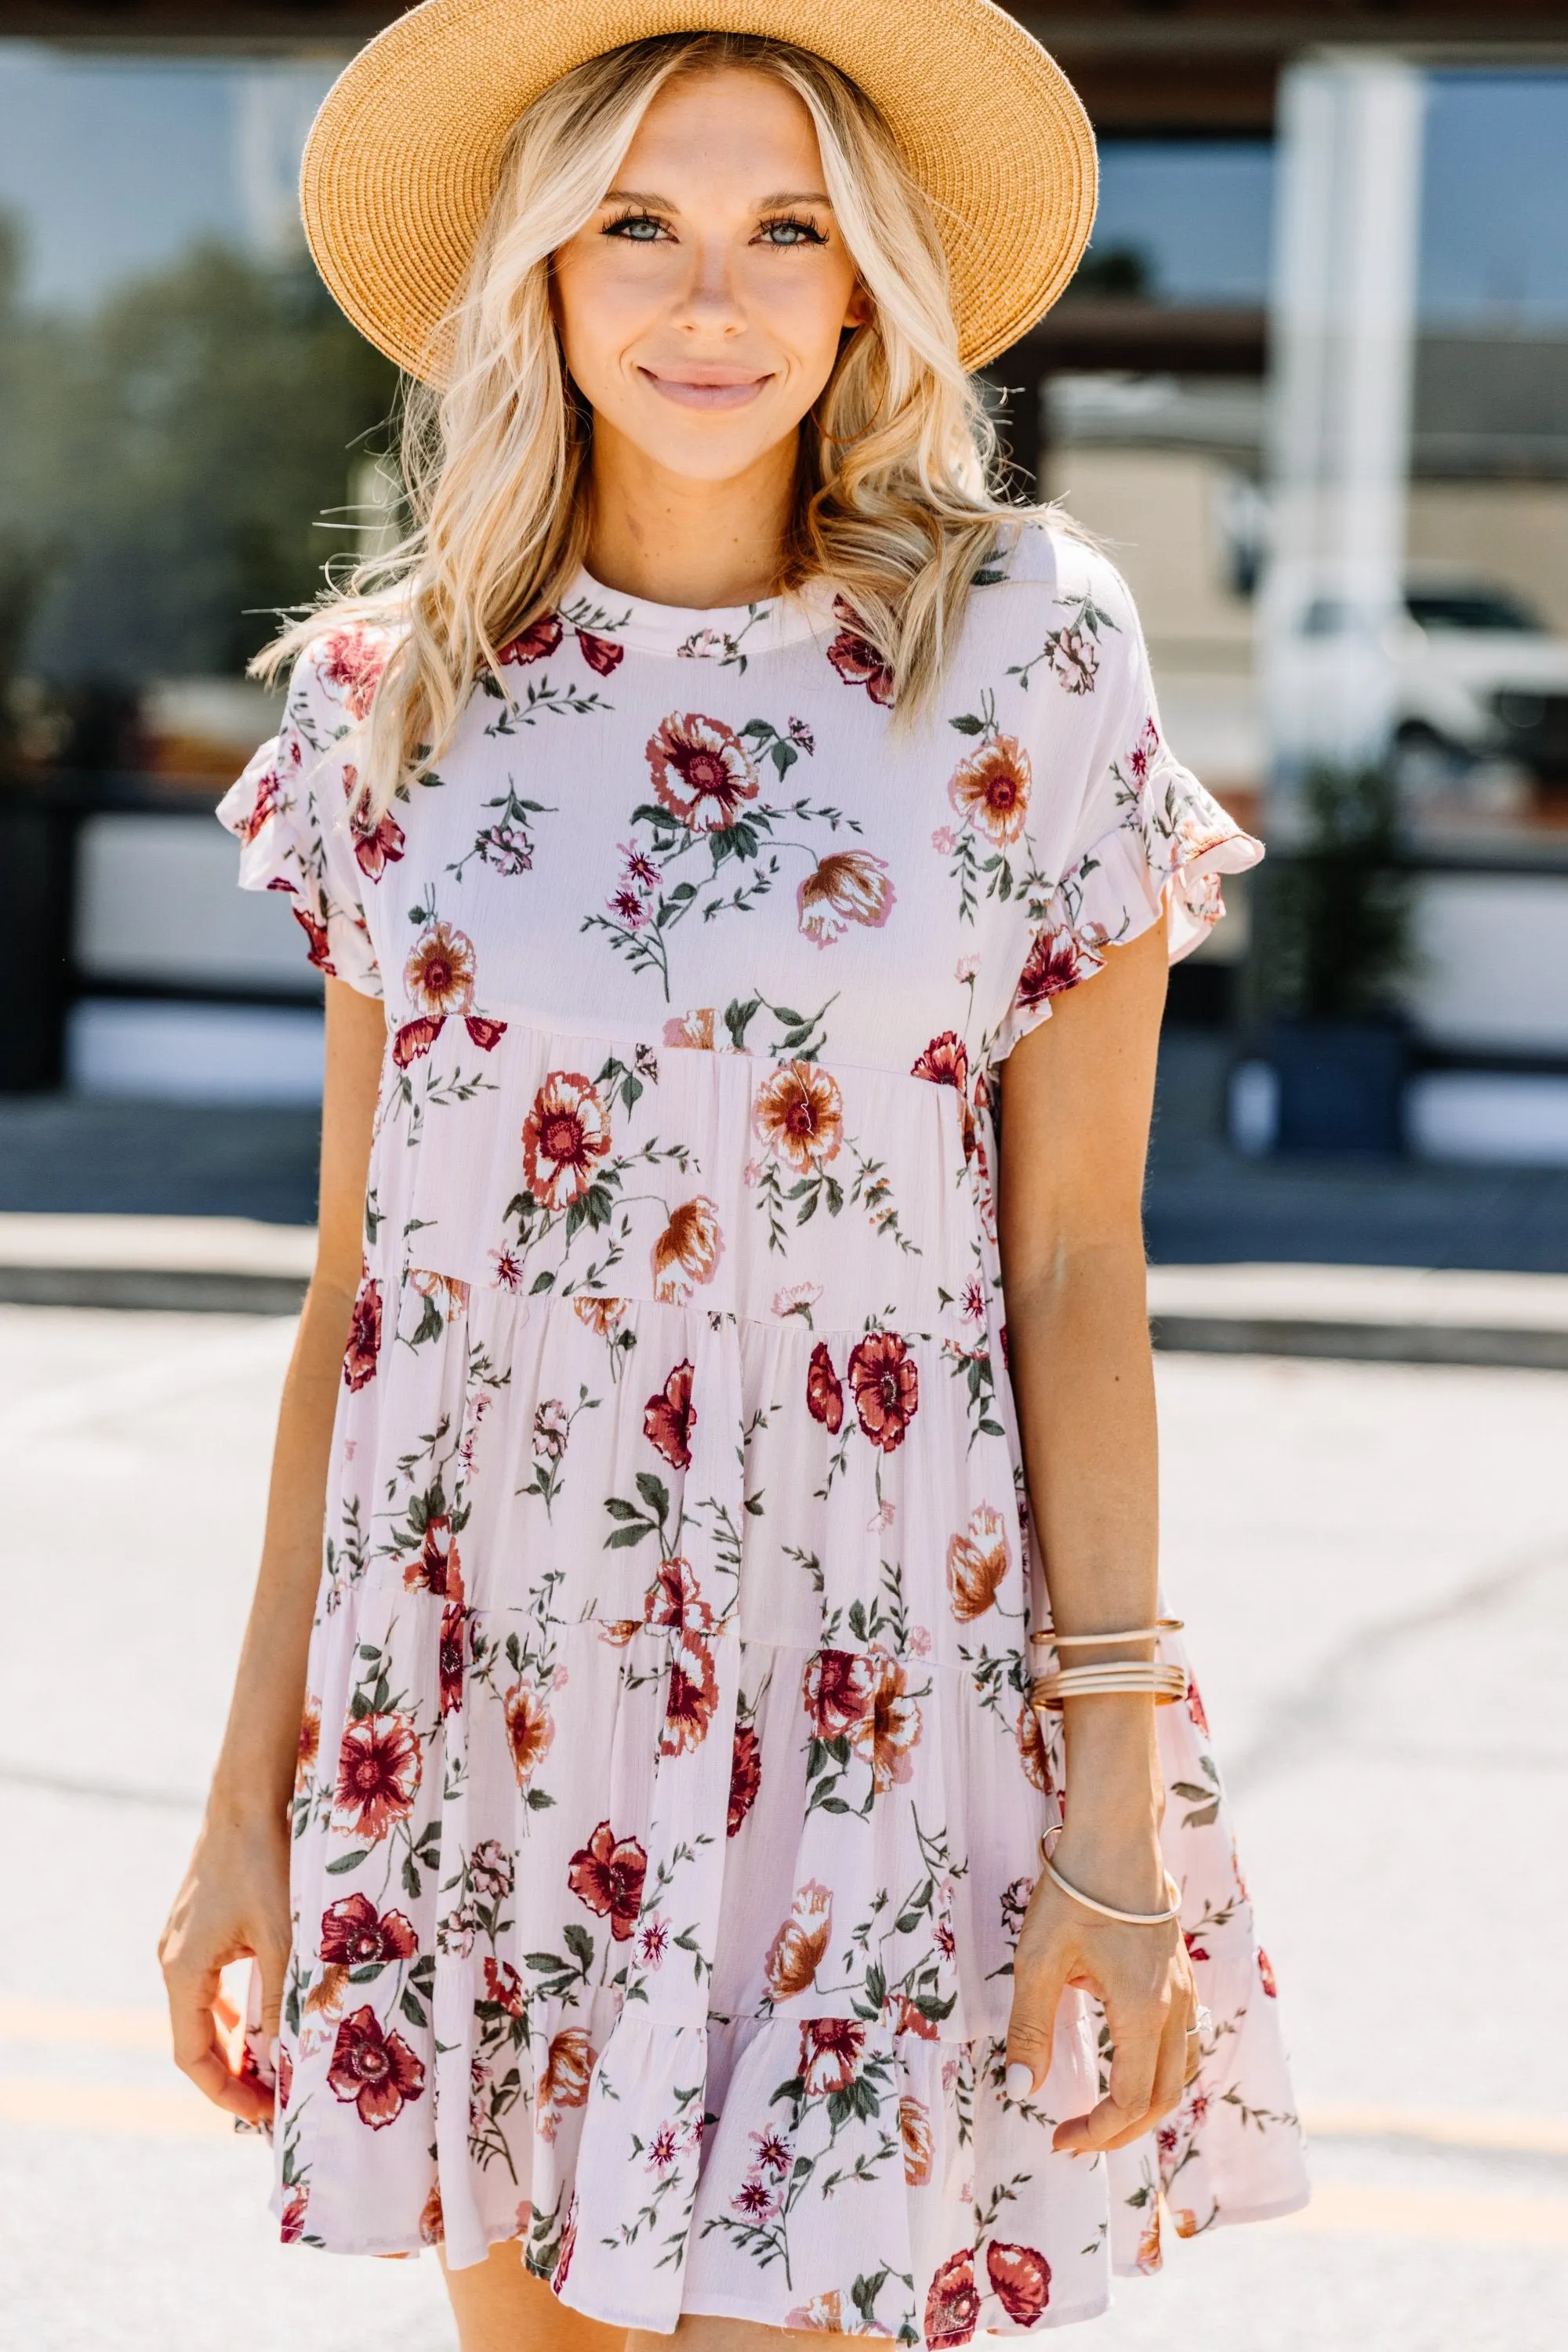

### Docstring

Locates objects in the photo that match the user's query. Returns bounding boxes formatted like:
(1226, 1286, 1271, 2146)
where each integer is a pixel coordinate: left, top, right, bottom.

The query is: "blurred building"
(2, 2, 1568, 1164)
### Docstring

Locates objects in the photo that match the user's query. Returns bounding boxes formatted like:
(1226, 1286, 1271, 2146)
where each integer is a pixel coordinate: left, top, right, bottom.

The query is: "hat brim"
(300, 0, 1097, 382)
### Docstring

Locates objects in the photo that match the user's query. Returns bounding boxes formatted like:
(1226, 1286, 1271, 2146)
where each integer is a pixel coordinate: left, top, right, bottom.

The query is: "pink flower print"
(731, 2177, 778, 2221)
(636, 1918, 669, 1969)
(773, 1280, 822, 1323)
(663, 1007, 716, 1049)
(489, 1245, 527, 1291)
(319, 629, 388, 719)
(931, 826, 957, 855)
(327, 2006, 424, 2129)
(608, 886, 651, 929)
(620, 844, 660, 891)
(646, 2125, 681, 2173)
(796, 851, 895, 948)
(750, 2130, 793, 2179)
(1128, 717, 1158, 780)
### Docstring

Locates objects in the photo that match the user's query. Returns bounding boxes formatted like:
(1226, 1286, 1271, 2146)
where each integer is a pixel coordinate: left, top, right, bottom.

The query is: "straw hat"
(300, 0, 1098, 381)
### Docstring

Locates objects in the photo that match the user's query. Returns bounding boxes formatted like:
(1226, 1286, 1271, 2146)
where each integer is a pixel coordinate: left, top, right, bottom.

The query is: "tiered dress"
(220, 521, 1307, 2342)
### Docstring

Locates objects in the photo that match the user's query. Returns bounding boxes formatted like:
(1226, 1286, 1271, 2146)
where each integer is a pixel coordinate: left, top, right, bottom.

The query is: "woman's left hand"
(1004, 1829, 1197, 2154)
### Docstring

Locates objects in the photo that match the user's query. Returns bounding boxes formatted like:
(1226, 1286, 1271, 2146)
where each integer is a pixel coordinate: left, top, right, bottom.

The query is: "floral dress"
(220, 521, 1307, 2343)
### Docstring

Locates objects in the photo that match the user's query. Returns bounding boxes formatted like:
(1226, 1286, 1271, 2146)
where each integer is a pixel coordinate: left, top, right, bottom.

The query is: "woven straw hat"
(300, 0, 1097, 382)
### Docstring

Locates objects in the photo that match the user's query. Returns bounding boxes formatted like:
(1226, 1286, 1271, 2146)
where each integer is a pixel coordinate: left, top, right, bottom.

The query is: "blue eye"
(605, 212, 666, 242)
(761, 216, 826, 248)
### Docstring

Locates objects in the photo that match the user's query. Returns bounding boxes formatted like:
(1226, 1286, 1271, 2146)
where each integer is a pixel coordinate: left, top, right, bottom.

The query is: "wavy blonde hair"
(261, 31, 1042, 817)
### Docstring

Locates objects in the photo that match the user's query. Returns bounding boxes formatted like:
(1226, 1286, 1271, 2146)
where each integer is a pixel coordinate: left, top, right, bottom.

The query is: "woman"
(161, 4, 1307, 2345)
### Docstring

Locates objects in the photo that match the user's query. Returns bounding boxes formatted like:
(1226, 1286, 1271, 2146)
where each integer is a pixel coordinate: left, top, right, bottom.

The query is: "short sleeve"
(216, 631, 388, 1001)
(993, 571, 1261, 1061)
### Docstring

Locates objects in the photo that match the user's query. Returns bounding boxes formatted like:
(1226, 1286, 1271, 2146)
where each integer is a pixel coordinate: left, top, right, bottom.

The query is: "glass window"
(1076, 141, 1275, 307)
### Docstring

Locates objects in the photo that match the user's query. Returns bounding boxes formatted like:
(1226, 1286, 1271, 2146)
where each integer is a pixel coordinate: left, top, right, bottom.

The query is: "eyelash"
(601, 209, 829, 248)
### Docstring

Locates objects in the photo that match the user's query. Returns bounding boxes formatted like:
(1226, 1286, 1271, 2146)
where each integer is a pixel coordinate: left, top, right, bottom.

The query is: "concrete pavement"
(2, 1307, 1567, 2349)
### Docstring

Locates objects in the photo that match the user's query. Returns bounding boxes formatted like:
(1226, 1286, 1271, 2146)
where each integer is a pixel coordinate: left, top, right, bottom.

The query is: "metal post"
(1262, 53, 1426, 801)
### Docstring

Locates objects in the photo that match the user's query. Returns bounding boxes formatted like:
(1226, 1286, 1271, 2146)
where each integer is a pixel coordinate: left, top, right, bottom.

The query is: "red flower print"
(890, 1991, 940, 2039)
(900, 2093, 934, 2187)
(332, 1713, 421, 1842)
(924, 2251, 979, 2350)
(1014, 921, 1108, 1012)
(946, 1503, 1009, 1621)
(826, 599, 894, 705)
(911, 1030, 977, 1157)
(419, 2181, 445, 2246)
(292, 904, 336, 975)
(949, 735, 1032, 844)
(847, 1330, 919, 1452)
(643, 1557, 712, 1635)
(753, 1062, 843, 1173)
(567, 1820, 648, 1941)
(499, 612, 563, 666)
(987, 2242, 1051, 2325)
(279, 2188, 309, 2243)
(801, 1648, 873, 1741)
(731, 2177, 778, 2220)
(522, 1071, 612, 1212)
(320, 629, 388, 720)
(392, 1014, 445, 1066)
(483, 1958, 525, 2016)
(805, 1341, 843, 1433)
(464, 1014, 506, 1051)
(1017, 1697, 1052, 1793)
(798, 2016, 865, 2097)
(404, 921, 476, 1017)
(350, 801, 405, 880)
(1258, 1947, 1278, 1998)
(503, 1684, 554, 1790)
(764, 1880, 832, 2001)
(643, 1359, 695, 1470)
(551, 2198, 577, 2293)
(320, 1892, 419, 1965)
(727, 1722, 762, 1837)
(646, 713, 759, 833)
(405, 1511, 459, 1596)
(241, 763, 283, 843)
(438, 1601, 466, 1716)
(576, 628, 624, 676)
(327, 2005, 425, 2129)
(538, 2026, 596, 2139)
(661, 1636, 719, 1755)
(796, 851, 896, 949)
(857, 1653, 922, 1792)
(1186, 1676, 1210, 1737)
(343, 1276, 381, 1390)
(650, 1196, 724, 1304)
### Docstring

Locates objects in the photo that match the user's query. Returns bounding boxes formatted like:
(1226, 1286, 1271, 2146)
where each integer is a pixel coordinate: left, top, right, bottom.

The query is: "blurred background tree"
(0, 206, 397, 688)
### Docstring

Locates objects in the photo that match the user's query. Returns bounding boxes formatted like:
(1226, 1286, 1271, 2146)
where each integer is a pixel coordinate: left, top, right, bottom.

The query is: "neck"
(583, 418, 797, 608)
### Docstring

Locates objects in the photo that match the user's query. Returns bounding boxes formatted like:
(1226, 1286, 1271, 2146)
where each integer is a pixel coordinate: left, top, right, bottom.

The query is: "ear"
(843, 281, 873, 332)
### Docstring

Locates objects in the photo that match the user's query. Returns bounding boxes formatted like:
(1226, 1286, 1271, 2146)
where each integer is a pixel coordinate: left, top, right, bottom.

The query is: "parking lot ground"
(2, 1308, 1566, 2352)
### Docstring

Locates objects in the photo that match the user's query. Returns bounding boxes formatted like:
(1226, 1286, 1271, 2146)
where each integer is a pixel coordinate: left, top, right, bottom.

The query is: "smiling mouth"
(638, 368, 771, 410)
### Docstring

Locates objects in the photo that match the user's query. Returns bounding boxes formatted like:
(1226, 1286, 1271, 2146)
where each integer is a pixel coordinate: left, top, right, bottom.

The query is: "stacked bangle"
(1033, 1661, 1189, 1708)
(1029, 1618, 1187, 1708)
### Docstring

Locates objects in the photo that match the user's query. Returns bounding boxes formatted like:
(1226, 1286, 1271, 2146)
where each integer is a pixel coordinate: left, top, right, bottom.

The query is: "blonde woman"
(161, 5, 1306, 2346)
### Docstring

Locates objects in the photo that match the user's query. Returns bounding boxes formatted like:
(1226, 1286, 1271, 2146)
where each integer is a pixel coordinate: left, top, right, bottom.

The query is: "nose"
(672, 230, 746, 338)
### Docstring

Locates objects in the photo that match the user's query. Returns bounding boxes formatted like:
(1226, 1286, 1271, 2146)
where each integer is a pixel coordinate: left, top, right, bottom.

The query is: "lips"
(638, 367, 771, 409)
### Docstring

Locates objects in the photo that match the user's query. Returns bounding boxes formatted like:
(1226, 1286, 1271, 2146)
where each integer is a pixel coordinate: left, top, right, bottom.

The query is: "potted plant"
(1236, 762, 1413, 1155)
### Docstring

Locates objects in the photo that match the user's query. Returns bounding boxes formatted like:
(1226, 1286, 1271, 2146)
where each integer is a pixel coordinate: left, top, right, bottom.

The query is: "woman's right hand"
(158, 1807, 292, 2126)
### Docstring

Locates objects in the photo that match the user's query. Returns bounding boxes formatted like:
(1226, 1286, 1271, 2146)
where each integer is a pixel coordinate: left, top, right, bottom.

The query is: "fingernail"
(1005, 2061, 1033, 2101)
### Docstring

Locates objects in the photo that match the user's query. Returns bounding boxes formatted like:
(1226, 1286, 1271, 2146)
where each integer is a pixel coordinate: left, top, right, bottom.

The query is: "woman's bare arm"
(998, 916, 1195, 2151)
(159, 977, 386, 2119)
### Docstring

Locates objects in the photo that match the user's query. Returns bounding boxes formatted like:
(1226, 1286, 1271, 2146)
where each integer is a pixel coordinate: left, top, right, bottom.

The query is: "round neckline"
(562, 565, 833, 660)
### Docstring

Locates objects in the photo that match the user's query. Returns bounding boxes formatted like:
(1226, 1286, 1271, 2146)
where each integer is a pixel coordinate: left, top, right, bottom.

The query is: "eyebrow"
(601, 186, 835, 210)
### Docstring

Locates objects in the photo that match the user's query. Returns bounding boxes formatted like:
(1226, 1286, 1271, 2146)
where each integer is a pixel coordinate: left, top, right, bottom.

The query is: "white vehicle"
(1389, 574, 1568, 781)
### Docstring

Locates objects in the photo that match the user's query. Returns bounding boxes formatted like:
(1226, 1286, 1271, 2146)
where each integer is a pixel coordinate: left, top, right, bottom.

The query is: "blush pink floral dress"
(220, 521, 1307, 2342)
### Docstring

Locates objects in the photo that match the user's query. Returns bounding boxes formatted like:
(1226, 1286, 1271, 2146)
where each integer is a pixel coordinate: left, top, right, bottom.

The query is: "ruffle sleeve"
(993, 689, 1261, 1063)
(215, 634, 387, 1001)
